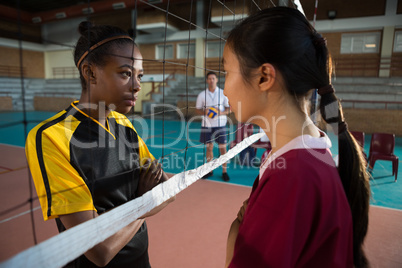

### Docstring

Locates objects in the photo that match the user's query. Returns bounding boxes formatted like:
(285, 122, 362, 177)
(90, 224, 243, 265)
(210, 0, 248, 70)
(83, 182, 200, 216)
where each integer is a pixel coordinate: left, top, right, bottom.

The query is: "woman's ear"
(258, 63, 276, 92)
(81, 63, 96, 85)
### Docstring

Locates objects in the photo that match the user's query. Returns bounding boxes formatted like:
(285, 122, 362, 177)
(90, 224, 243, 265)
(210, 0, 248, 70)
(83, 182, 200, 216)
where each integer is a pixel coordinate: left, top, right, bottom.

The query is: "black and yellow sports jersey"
(26, 101, 154, 267)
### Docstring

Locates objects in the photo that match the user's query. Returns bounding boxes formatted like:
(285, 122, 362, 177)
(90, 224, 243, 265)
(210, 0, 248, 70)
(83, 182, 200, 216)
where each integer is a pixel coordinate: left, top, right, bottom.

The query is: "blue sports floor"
(1, 111, 401, 210)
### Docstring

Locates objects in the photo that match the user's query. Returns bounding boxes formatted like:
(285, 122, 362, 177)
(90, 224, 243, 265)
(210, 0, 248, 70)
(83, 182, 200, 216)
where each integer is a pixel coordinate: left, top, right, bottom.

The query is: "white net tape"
(0, 132, 264, 268)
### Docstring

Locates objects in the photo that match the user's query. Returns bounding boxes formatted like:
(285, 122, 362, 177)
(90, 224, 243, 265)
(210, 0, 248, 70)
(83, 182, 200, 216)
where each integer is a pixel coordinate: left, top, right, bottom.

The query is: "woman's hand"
(226, 198, 249, 267)
(136, 159, 164, 197)
(139, 196, 175, 219)
(60, 211, 145, 267)
(136, 159, 176, 218)
(237, 198, 249, 223)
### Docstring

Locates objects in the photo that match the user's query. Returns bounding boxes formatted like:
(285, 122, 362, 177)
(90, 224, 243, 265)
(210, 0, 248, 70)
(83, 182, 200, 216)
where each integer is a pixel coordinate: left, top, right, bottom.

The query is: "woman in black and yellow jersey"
(25, 21, 174, 267)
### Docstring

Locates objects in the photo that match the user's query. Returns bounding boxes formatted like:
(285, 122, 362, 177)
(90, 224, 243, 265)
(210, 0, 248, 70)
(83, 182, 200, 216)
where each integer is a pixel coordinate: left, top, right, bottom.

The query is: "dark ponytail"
(74, 21, 135, 90)
(227, 7, 370, 267)
(319, 86, 370, 267)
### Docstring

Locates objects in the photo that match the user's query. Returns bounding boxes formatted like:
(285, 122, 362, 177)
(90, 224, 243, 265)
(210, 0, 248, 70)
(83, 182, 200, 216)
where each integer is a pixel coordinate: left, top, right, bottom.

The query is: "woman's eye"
(122, 71, 132, 77)
(138, 74, 143, 81)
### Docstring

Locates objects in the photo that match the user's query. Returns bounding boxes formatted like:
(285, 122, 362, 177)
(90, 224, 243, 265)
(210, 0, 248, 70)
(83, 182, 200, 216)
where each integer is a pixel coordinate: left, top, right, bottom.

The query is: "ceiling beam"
(0, 0, 188, 25)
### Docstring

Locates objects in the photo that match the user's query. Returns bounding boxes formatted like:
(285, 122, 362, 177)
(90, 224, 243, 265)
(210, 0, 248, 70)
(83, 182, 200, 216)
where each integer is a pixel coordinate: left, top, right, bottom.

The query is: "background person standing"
(196, 71, 231, 181)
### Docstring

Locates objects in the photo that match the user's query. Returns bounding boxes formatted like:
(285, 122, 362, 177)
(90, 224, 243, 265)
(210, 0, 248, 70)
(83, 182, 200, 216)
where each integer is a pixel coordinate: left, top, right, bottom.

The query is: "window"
(156, 44, 173, 59)
(206, 41, 224, 58)
(394, 31, 402, 52)
(340, 33, 380, 54)
(177, 43, 195, 59)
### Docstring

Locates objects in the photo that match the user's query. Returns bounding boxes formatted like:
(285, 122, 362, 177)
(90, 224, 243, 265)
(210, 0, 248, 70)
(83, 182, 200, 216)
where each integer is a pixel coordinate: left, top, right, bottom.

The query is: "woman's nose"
(131, 80, 141, 93)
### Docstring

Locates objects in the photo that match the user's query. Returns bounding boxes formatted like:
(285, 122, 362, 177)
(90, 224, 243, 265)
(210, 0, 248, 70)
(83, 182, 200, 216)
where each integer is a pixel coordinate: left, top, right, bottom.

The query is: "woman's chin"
(116, 106, 134, 115)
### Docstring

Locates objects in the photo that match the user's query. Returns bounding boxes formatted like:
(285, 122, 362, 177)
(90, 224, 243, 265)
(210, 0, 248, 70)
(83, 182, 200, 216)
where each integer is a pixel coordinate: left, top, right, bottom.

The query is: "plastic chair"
(350, 131, 367, 161)
(350, 131, 365, 148)
(368, 133, 398, 182)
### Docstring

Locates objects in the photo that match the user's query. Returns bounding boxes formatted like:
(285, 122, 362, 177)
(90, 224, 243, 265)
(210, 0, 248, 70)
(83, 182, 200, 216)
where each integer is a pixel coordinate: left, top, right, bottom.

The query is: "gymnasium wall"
(392, 51, 402, 77)
(322, 30, 382, 77)
(391, 25, 401, 77)
(140, 42, 196, 76)
(344, 108, 402, 136)
(44, 50, 76, 79)
(0, 18, 42, 43)
(32, 81, 152, 113)
(303, 0, 386, 20)
(0, 96, 12, 111)
(34, 96, 75, 111)
(0, 46, 44, 78)
(135, 82, 153, 113)
(170, 105, 402, 136)
(137, 1, 194, 32)
(324, 29, 382, 57)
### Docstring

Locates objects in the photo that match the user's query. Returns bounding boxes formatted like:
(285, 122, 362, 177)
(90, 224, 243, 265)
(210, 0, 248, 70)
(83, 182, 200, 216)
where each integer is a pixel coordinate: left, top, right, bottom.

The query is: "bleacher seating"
(0, 77, 81, 111)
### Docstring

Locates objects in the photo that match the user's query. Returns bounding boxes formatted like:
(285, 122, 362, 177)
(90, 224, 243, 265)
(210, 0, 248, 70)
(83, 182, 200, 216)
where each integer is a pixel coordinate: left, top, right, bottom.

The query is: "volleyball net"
(0, 0, 306, 267)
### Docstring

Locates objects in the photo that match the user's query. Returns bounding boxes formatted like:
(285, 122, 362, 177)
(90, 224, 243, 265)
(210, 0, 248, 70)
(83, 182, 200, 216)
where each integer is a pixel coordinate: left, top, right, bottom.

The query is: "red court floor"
(1, 144, 401, 267)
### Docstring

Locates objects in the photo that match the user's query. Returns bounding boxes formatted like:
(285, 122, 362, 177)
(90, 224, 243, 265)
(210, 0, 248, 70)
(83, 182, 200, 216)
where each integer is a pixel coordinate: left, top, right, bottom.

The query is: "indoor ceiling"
(0, 0, 105, 12)
(0, 0, 393, 24)
(0, 0, 186, 24)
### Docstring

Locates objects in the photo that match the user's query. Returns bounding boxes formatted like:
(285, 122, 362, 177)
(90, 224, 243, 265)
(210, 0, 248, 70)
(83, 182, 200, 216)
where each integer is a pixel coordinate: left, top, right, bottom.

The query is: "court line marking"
(371, 205, 402, 212)
(0, 206, 41, 224)
(0, 142, 24, 148)
(0, 166, 27, 175)
(204, 178, 253, 189)
(0, 165, 12, 171)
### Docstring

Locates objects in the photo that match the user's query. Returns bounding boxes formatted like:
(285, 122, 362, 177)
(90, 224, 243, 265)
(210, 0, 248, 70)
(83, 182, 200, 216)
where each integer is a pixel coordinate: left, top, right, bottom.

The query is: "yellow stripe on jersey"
(26, 111, 95, 221)
(27, 103, 156, 221)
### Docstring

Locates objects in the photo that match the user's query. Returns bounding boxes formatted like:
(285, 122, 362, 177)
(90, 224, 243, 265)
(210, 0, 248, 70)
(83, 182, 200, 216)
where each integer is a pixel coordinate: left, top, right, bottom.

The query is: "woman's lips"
(125, 96, 137, 106)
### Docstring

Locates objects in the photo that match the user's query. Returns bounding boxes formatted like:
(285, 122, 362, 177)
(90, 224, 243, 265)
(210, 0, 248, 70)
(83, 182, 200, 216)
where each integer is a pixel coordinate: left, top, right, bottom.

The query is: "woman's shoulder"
(26, 110, 69, 144)
(260, 148, 339, 191)
(267, 147, 334, 170)
(110, 111, 134, 128)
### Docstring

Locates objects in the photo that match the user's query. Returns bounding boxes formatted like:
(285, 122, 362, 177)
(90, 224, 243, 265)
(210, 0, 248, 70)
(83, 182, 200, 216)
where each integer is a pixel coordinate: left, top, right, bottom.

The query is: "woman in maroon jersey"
(223, 7, 370, 268)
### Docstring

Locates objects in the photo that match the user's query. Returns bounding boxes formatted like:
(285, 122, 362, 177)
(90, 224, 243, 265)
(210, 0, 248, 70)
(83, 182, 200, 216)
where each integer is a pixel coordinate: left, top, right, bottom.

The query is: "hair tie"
(317, 84, 335, 96)
(315, 36, 327, 46)
(313, 33, 327, 47)
(76, 35, 133, 68)
(338, 121, 348, 134)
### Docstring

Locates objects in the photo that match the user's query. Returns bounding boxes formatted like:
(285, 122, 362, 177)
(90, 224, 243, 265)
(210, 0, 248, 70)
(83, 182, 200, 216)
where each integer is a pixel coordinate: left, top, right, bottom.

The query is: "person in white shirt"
(196, 71, 231, 181)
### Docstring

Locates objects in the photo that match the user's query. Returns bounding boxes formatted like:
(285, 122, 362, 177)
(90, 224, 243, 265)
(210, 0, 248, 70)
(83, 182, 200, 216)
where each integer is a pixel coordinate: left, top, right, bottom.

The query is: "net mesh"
(0, 132, 264, 268)
(0, 0, 305, 266)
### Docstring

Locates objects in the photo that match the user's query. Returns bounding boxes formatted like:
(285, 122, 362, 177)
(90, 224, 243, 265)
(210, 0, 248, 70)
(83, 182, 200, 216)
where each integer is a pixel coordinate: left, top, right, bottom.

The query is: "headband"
(76, 35, 133, 68)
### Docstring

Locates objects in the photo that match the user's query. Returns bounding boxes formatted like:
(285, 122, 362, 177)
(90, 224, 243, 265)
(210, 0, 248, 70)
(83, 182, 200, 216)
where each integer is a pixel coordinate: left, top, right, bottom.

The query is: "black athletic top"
(26, 101, 154, 267)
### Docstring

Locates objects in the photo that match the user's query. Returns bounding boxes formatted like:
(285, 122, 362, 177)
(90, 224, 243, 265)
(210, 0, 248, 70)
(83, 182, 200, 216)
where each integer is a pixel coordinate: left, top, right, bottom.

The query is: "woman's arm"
(225, 199, 249, 267)
(59, 160, 174, 267)
(59, 211, 144, 267)
(136, 159, 176, 217)
(226, 219, 241, 268)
